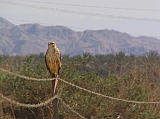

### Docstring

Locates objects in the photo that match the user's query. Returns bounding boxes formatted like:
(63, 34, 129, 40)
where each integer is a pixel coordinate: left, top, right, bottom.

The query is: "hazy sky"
(1, 0, 160, 38)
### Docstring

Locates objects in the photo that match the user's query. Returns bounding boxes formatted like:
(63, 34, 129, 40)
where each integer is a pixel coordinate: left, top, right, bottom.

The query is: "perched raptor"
(45, 41, 62, 94)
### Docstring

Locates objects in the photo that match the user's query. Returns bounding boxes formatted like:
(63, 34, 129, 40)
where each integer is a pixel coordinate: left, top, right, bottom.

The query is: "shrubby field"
(0, 51, 160, 119)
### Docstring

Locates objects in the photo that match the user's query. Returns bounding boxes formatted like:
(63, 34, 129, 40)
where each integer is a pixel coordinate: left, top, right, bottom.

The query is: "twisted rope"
(0, 68, 55, 81)
(59, 78, 160, 104)
(1, 67, 160, 104)
(57, 96, 86, 119)
(0, 94, 57, 108)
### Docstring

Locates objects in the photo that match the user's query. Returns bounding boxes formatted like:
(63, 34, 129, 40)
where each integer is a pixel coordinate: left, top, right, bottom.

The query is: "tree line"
(0, 51, 160, 119)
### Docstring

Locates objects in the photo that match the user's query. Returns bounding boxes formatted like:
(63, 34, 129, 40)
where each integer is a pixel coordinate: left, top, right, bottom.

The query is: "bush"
(0, 52, 160, 119)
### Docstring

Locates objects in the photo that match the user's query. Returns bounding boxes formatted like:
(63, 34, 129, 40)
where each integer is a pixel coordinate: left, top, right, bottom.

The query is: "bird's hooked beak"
(48, 41, 56, 47)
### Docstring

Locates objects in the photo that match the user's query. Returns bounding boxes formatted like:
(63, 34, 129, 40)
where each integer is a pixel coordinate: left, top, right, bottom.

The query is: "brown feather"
(45, 42, 62, 78)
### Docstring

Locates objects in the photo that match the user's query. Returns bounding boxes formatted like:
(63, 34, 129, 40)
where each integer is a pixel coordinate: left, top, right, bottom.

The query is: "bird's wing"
(60, 52, 62, 66)
(56, 48, 62, 67)
(45, 50, 51, 72)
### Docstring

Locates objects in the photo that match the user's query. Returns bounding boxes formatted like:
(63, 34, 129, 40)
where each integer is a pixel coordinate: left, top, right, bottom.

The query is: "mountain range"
(0, 17, 160, 56)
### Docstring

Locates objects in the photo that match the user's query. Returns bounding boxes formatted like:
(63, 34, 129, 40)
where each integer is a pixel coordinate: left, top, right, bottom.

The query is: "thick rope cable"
(0, 68, 55, 81)
(1, 68, 160, 104)
(0, 94, 57, 108)
(57, 96, 86, 119)
(58, 78, 160, 104)
(1, 93, 86, 118)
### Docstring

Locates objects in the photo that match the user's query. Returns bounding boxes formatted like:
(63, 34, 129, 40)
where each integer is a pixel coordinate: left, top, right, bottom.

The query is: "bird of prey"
(45, 41, 62, 94)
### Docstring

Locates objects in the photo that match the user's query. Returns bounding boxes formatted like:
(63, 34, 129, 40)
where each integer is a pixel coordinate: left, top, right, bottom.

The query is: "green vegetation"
(0, 51, 160, 119)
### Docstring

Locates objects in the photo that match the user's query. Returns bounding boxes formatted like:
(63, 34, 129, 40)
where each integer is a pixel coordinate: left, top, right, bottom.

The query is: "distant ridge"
(0, 17, 160, 55)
